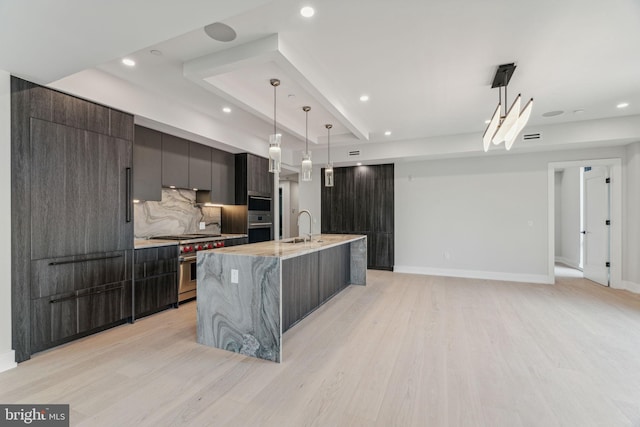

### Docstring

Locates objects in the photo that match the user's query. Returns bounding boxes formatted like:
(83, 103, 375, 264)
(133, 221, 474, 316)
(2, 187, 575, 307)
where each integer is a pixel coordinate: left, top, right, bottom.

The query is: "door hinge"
(606, 262, 611, 268)
(605, 220, 611, 226)
(605, 177, 611, 183)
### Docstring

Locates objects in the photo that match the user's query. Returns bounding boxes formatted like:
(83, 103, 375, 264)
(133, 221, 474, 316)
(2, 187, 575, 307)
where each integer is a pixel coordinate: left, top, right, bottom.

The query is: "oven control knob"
(184, 246, 192, 253)
(207, 243, 214, 249)
(196, 245, 203, 251)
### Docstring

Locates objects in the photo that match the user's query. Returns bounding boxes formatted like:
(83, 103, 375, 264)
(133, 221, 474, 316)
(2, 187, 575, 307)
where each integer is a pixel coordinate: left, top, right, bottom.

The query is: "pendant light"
(483, 63, 533, 152)
(301, 106, 312, 181)
(268, 78, 281, 173)
(324, 124, 334, 187)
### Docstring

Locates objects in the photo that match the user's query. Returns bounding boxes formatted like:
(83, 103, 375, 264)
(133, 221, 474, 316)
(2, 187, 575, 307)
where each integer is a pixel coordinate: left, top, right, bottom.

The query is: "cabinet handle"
(49, 254, 123, 266)
(49, 295, 77, 304)
(126, 167, 132, 223)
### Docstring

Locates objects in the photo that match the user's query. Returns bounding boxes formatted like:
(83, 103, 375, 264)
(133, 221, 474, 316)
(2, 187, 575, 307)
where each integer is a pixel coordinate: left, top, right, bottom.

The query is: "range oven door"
(178, 256, 197, 302)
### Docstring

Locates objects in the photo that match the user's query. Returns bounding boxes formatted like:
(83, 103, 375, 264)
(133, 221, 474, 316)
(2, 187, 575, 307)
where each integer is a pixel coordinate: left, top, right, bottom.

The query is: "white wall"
(554, 171, 563, 256)
(0, 70, 16, 372)
(280, 181, 291, 239)
(394, 146, 630, 284)
(556, 167, 581, 269)
(624, 142, 640, 291)
(289, 181, 299, 237)
(297, 167, 322, 236)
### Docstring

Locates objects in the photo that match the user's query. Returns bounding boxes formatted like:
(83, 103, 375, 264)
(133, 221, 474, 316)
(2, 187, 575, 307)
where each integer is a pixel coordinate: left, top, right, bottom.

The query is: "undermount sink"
(282, 237, 308, 244)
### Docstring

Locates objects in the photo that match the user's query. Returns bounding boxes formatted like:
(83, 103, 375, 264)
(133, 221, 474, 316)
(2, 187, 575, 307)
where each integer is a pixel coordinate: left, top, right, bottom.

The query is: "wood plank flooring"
(2, 270, 640, 426)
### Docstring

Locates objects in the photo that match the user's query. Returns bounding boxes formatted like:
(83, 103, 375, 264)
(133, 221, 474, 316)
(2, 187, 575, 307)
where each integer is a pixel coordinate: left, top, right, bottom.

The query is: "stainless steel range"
(151, 234, 225, 302)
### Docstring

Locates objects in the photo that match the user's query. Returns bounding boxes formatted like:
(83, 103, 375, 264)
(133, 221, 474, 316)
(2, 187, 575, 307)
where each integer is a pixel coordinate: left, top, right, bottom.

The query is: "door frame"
(547, 158, 622, 287)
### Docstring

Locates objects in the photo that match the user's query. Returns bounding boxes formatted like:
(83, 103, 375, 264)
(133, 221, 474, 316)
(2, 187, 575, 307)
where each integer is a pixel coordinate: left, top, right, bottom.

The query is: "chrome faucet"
(297, 209, 313, 242)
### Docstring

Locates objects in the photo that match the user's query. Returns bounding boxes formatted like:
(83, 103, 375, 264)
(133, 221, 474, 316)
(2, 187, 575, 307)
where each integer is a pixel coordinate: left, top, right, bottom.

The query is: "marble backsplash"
(134, 188, 222, 238)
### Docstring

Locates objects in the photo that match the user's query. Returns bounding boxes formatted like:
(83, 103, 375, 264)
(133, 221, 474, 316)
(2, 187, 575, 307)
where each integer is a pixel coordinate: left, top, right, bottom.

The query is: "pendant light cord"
(305, 109, 309, 154)
(273, 84, 277, 136)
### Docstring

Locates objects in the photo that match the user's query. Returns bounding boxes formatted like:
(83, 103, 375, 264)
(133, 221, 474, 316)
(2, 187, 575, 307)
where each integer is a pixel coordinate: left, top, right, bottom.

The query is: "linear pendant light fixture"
(483, 63, 534, 152)
(301, 106, 312, 181)
(325, 124, 334, 187)
(268, 78, 282, 173)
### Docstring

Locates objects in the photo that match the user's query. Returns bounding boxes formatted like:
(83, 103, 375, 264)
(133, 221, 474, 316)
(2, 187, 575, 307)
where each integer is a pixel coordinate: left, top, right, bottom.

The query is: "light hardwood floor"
(2, 270, 640, 426)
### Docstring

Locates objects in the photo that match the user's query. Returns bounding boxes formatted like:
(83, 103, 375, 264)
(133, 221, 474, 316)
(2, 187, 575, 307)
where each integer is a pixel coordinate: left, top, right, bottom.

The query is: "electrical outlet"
(199, 222, 206, 230)
(231, 269, 239, 284)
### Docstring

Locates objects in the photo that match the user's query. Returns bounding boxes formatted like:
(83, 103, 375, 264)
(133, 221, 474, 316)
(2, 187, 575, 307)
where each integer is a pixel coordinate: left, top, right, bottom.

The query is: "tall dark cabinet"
(235, 152, 272, 202)
(321, 164, 394, 270)
(11, 77, 135, 362)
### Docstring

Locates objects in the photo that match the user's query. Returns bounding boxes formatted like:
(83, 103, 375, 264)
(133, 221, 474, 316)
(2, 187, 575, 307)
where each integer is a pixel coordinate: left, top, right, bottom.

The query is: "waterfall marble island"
(196, 234, 367, 362)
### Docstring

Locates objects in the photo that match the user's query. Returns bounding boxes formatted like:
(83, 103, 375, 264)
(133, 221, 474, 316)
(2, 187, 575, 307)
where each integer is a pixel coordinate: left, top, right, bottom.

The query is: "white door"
(582, 166, 610, 286)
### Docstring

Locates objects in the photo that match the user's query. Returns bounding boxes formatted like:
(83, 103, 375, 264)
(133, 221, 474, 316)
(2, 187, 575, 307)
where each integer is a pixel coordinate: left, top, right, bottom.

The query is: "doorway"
(548, 159, 622, 287)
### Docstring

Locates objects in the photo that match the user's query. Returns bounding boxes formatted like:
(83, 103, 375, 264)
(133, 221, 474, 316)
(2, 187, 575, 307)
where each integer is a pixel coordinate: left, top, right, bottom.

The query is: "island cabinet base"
(196, 235, 367, 363)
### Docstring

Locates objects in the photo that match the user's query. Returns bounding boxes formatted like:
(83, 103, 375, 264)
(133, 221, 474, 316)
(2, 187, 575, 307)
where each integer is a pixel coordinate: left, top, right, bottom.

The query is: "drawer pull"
(49, 254, 123, 266)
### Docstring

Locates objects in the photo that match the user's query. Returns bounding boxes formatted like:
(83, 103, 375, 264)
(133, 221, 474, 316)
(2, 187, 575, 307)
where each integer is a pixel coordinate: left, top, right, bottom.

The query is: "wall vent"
(523, 132, 541, 140)
(348, 150, 361, 156)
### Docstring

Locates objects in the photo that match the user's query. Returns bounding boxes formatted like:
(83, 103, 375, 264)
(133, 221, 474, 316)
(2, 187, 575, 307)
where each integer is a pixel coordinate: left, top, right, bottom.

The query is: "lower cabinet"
(282, 252, 318, 332)
(134, 245, 179, 318)
(31, 281, 131, 353)
(282, 244, 351, 332)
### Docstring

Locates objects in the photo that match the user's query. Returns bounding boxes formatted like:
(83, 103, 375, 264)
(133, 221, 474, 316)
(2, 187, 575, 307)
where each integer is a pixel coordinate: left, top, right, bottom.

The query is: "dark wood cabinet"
(30, 120, 133, 260)
(11, 77, 135, 362)
(281, 245, 351, 333)
(189, 142, 212, 191)
(211, 148, 235, 204)
(319, 244, 350, 301)
(236, 153, 272, 203)
(321, 164, 394, 270)
(161, 133, 189, 188)
(133, 125, 162, 201)
(31, 279, 131, 353)
(134, 246, 178, 318)
(282, 252, 319, 332)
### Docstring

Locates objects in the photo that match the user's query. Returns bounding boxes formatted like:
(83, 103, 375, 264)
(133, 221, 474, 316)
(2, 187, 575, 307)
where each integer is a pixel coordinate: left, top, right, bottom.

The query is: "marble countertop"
(134, 239, 178, 249)
(135, 234, 247, 249)
(199, 234, 365, 259)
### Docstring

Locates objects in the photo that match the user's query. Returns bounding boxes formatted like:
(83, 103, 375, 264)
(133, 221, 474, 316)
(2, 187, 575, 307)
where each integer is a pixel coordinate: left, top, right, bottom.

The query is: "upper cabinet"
(134, 126, 236, 203)
(133, 125, 162, 201)
(211, 148, 235, 205)
(235, 153, 271, 203)
(188, 142, 212, 192)
(161, 133, 189, 189)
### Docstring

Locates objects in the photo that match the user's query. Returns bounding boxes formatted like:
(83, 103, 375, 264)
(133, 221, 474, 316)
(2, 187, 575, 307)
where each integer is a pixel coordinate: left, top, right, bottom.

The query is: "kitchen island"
(196, 234, 366, 362)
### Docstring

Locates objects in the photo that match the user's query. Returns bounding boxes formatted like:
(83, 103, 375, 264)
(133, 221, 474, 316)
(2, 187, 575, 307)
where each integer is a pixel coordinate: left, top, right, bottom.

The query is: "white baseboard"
(394, 265, 553, 285)
(555, 257, 581, 270)
(614, 280, 640, 294)
(0, 349, 16, 373)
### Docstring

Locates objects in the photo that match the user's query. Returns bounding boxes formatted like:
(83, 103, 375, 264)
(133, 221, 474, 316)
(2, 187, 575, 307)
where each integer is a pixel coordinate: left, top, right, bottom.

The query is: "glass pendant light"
(324, 124, 334, 187)
(268, 78, 281, 173)
(301, 106, 312, 181)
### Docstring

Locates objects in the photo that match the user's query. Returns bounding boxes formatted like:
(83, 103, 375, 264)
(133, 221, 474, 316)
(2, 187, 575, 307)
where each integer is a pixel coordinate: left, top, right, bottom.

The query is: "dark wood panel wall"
(11, 77, 135, 362)
(321, 164, 394, 270)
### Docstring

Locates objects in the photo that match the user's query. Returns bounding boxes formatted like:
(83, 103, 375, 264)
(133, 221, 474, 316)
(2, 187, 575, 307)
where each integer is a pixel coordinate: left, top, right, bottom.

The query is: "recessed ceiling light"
(617, 102, 629, 109)
(542, 110, 564, 117)
(149, 49, 162, 56)
(384, 131, 392, 136)
(222, 107, 231, 113)
(300, 6, 315, 18)
(122, 58, 135, 67)
(573, 109, 584, 114)
(360, 95, 369, 102)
